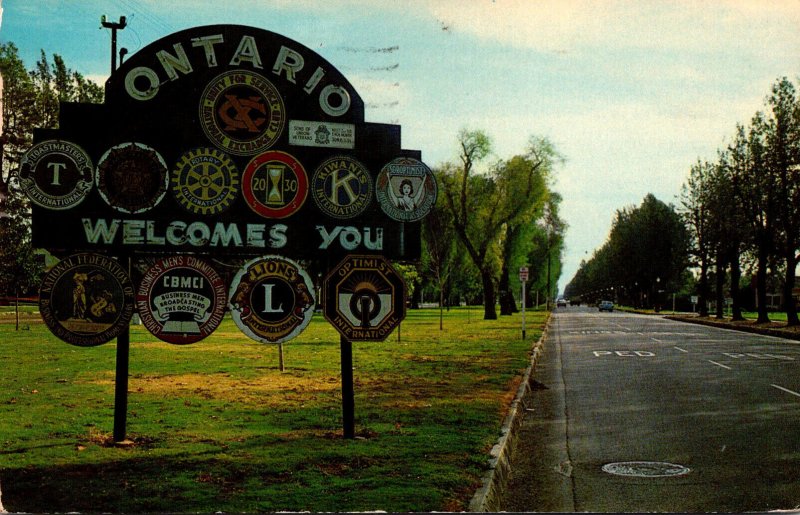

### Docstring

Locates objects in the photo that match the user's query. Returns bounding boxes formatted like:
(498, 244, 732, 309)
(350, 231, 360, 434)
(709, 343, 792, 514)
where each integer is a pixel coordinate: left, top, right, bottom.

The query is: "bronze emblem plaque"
(199, 70, 285, 156)
(228, 255, 315, 344)
(19, 140, 94, 210)
(96, 142, 168, 214)
(311, 155, 372, 219)
(171, 147, 240, 215)
(39, 253, 135, 347)
(136, 256, 226, 344)
(376, 157, 437, 222)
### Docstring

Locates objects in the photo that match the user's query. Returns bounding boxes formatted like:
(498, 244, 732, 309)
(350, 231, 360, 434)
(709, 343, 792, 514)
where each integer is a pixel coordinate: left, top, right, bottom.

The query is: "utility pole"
(101, 15, 127, 73)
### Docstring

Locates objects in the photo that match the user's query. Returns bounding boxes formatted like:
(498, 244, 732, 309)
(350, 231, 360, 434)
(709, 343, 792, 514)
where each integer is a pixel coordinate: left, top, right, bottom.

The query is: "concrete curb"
(468, 316, 551, 513)
(664, 315, 800, 342)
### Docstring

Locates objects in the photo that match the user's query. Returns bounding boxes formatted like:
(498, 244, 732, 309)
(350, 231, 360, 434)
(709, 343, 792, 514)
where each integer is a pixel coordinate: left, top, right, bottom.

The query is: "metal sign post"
(519, 266, 529, 340)
(340, 336, 355, 439)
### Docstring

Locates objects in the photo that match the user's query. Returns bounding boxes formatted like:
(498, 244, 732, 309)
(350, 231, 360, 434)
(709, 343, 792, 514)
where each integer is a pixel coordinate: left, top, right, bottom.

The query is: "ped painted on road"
(593, 350, 655, 357)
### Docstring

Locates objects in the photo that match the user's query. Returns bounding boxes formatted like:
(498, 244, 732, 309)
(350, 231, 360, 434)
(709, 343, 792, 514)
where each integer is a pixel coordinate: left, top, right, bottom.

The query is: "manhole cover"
(602, 461, 690, 477)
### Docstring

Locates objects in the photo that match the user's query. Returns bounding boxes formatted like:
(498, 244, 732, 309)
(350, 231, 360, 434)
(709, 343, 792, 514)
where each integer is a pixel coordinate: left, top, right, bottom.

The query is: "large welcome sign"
(29, 25, 424, 260)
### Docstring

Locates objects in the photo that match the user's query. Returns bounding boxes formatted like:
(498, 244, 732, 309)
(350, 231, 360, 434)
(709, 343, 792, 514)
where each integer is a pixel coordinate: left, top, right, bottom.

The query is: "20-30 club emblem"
(242, 151, 308, 218)
(136, 256, 227, 344)
(228, 255, 315, 344)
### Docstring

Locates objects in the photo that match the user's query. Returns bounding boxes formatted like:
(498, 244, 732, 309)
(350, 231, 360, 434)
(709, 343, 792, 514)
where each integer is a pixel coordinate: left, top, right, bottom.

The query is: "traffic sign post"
(519, 266, 529, 340)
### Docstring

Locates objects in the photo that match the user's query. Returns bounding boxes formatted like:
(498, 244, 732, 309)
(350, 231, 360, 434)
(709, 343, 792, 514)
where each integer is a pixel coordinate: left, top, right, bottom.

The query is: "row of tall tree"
(679, 77, 800, 325)
(0, 43, 567, 321)
(563, 194, 689, 309)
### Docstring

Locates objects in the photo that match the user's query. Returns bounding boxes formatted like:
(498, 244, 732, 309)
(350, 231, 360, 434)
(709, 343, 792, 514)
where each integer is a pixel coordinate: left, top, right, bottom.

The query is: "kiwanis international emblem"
(200, 70, 285, 156)
(312, 155, 372, 219)
(171, 148, 240, 215)
(228, 256, 316, 344)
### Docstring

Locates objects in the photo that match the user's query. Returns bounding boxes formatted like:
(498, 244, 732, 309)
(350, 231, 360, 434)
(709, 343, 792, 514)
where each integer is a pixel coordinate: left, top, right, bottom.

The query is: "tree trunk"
(481, 269, 497, 320)
(730, 245, 744, 321)
(756, 246, 771, 324)
(698, 259, 710, 317)
(714, 249, 725, 319)
(498, 262, 514, 316)
(783, 252, 799, 326)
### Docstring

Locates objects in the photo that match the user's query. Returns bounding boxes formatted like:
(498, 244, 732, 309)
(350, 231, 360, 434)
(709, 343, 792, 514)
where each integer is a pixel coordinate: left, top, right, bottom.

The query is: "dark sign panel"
(323, 254, 406, 341)
(228, 255, 316, 343)
(28, 25, 423, 260)
(39, 253, 135, 346)
(135, 256, 226, 344)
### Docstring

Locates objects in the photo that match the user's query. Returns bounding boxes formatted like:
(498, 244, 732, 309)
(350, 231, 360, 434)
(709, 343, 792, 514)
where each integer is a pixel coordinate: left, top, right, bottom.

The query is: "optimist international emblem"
(228, 255, 316, 344)
(376, 157, 437, 222)
(19, 140, 93, 210)
(171, 148, 239, 215)
(242, 151, 308, 219)
(136, 256, 227, 345)
(96, 142, 168, 214)
(38, 253, 134, 347)
(312, 156, 372, 219)
(200, 70, 285, 156)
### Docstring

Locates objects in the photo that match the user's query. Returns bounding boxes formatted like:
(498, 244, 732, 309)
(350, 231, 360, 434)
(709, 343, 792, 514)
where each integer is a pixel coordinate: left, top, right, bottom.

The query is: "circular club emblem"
(242, 151, 308, 218)
(228, 255, 315, 344)
(200, 70, 285, 156)
(39, 253, 134, 347)
(171, 148, 239, 215)
(18, 140, 93, 210)
(136, 256, 226, 345)
(312, 156, 372, 219)
(376, 157, 437, 222)
(96, 142, 168, 214)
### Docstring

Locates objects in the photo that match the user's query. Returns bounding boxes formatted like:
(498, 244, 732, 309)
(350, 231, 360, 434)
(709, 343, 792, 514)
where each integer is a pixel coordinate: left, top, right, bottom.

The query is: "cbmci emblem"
(228, 255, 315, 343)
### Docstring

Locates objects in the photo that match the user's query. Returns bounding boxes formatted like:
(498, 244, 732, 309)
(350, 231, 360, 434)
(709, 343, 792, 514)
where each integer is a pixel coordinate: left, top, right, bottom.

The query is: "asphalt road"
(501, 306, 800, 512)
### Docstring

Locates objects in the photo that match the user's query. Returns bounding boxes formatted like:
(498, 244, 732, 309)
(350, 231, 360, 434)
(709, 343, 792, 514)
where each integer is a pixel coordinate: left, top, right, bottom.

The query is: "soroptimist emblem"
(171, 148, 239, 215)
(311, 155, 372, 219)
(376, 157, 437, 222)
(200, 70, 285, 156)
(39, 253, 134, 347)
(242, 151, 308, 219)
(19, 140, 94, 210)
(136, 256, 226, 345)
(228, 255, 316, 344)
(96, 142, 168, 214)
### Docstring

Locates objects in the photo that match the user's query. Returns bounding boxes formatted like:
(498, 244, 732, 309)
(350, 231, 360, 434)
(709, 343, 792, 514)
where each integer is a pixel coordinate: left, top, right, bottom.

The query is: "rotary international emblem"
(228, 255, 316, 344)
(38, 253, 135, 347)
(136, 256, 226, 345)
(376, 157, 437, 222)
(19, 140, 94, 210)
(242, 151, 308, 219)
(96, 142, 168, 214)
(200, 70, 285, 156)
(311, 155, 372, 219)
(171, 148, 239, 215)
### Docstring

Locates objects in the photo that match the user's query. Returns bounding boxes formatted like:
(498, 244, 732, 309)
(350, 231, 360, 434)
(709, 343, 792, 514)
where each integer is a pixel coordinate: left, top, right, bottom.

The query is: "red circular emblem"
(135, 256, 226, 345)
(242, 151, 308, 219)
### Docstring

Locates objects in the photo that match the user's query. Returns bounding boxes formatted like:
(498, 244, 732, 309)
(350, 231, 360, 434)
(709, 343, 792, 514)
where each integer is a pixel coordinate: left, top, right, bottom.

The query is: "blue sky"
(2, 0, 800, 292)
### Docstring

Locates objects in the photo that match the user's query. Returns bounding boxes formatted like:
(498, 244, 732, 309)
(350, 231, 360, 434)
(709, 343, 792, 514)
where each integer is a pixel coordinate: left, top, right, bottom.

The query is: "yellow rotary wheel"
(171, 148, 240, 215)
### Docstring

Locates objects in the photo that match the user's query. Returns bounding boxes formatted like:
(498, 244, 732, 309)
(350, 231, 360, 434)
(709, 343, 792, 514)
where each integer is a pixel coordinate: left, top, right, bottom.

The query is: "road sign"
(136, 255, 226, 344)
(323, 254, 406, 341)
(519, 266, 529, 281)
(228, 255, 316, 343)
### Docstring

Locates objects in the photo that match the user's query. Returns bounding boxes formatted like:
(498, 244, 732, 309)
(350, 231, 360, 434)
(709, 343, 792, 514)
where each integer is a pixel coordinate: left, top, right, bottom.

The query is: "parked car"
(598, 300, 614, 312)
(556, 298, 567, 307)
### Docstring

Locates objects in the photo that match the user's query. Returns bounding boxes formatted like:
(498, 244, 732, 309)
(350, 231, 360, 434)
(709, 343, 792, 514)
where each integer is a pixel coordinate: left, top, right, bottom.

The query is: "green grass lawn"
(0, 306, 546, 512)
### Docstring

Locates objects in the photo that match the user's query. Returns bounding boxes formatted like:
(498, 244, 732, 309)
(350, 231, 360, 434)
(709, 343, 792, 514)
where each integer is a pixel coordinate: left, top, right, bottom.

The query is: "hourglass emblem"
(266, 165, 284, 205)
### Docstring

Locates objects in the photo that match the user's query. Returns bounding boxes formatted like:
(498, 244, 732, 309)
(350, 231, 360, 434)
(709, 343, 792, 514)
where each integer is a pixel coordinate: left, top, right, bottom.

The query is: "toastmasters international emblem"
(136, 256, 226, 344)
(39, 253, 134, 347)
(19, 140, 93, 210)
(171, 148, 239, 215)
(96, 142, 168, 214)
(312, 156, 372, 219)
(200, 70, 285, 156)
(228, 256, 315, 344)
(242, 151, 308, 219)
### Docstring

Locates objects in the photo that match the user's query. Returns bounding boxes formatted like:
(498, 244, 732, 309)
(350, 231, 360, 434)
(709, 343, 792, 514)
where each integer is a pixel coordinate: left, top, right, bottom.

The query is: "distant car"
(598, 300, 614, 312)
(570, 299, 581, 306)
(556, 298, 567, 307)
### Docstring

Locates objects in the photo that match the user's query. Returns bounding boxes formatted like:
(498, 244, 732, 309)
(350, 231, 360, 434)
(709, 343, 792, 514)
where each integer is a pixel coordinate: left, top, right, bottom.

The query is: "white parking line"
(674, 346, 688, 353)
(771, 384, 800, 399)
(708, 360, 732, 370)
